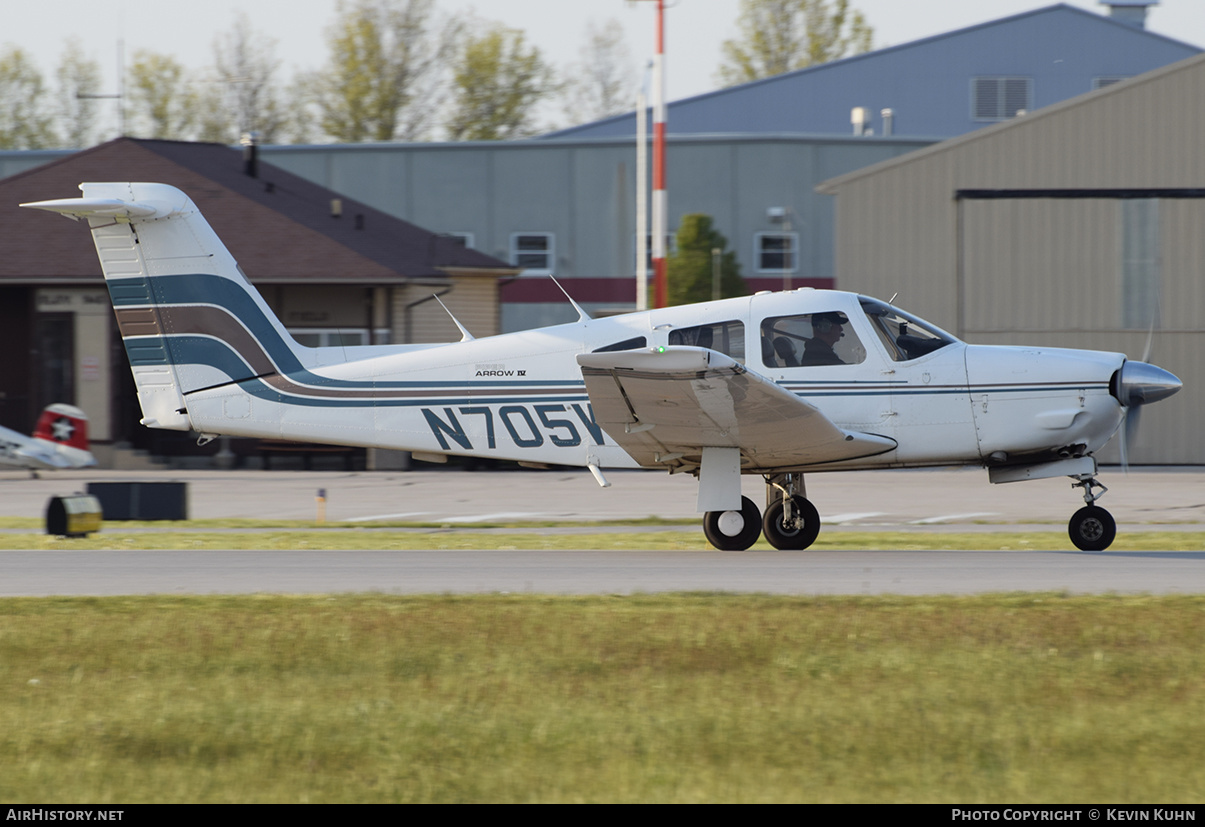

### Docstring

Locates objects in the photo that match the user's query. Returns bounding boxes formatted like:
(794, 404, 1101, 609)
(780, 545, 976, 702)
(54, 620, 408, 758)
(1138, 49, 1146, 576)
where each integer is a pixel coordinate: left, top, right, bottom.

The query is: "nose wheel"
(1068, 505, 1116, 551)
(1068, 475, 1115, 551)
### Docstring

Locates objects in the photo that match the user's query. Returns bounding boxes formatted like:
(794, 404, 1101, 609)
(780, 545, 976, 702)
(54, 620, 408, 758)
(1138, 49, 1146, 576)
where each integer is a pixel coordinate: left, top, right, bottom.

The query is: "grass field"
(3, 592, 1204, 803)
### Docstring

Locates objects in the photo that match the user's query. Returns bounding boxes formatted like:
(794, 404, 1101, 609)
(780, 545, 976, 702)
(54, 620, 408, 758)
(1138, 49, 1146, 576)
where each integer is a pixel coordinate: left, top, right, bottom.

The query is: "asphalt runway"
(2, 548, 1204, 597)
(1, 466, 1201, 596)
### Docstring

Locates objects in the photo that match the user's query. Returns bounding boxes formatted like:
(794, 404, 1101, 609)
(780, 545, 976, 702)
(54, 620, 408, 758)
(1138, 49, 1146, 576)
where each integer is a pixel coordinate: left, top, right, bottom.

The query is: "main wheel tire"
(702, 496, 763, 551)
(1068, 505, 1116, 551)
(762, 495, 821, 550)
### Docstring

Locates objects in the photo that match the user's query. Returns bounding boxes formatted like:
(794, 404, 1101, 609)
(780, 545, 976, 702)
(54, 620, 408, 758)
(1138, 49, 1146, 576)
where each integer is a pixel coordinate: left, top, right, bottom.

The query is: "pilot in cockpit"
(799, 312, 848, 366)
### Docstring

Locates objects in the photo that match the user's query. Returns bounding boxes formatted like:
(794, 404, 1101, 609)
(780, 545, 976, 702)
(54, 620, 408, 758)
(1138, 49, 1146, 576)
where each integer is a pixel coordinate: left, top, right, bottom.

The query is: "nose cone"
(1116, 361, 1182, 407)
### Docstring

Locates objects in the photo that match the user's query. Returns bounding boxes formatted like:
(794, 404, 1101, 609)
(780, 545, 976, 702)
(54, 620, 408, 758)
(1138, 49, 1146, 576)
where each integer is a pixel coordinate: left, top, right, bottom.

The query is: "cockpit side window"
(859, 298, 955, 362)
(760, 312, 866, 368)
(668, 320, 745, 360)
(592, 336, 647, 353)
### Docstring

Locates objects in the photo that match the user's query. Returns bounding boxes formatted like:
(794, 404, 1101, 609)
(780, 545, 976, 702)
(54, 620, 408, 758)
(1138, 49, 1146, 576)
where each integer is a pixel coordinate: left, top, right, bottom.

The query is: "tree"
(127, 50, 197, 139)
(716, 0, 873, 86)
(277, 73, 323, 144)
(666, 214, 746, 306)
(315, 0, 460, 142)
(0, 46, 56, 149)
(195, 13, 289, 144)
(55, 39, 103, 148)
(560, 19, 635, 125)
(445, 24, 555, 141)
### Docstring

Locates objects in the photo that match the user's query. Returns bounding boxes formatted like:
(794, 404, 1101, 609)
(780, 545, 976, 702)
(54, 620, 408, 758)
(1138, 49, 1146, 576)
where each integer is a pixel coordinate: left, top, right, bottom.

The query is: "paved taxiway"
(2, 466, 1203, 526)
(1, 466, 1201, 596)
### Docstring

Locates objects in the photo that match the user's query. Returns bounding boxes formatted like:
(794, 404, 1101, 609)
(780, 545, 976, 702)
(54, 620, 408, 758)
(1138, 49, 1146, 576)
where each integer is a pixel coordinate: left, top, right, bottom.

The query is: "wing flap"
(577, 347, 895, 469)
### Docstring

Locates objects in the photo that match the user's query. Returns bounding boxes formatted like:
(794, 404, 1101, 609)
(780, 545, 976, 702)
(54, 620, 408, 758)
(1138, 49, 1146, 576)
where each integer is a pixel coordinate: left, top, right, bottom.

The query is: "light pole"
(635, 69, 649, 311)
(711, 247, 722, 302)
(632, 0, 668, 308)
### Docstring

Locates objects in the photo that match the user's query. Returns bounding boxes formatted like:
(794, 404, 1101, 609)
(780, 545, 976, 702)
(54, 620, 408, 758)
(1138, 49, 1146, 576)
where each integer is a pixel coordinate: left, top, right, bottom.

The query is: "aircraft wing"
(576, 347, 896, 470)
(0, 423, 96, 470)
(0, 427, 52, 470)
(13, 442, 71, 469)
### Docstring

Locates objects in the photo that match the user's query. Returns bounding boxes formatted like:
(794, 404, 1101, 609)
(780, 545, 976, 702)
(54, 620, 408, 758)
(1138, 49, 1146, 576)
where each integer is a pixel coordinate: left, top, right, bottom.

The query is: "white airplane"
(0, 403, 97, 473)
(22, 183, 1182, 551)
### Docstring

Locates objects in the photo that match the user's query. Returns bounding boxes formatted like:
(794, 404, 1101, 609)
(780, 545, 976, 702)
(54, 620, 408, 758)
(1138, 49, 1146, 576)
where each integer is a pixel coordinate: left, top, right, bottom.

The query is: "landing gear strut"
(763, 473, 822, 550)
(1068, 474, 1116, 551)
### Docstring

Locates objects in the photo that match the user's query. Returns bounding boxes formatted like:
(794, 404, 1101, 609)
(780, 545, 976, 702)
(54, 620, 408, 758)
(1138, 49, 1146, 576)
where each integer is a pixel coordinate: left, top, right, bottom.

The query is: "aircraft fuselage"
(178, 289, 1125, 475)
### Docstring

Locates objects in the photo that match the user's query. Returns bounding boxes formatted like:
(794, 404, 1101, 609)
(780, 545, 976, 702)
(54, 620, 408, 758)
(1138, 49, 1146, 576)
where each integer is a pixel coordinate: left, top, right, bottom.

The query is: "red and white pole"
(650, 0, 668, 308)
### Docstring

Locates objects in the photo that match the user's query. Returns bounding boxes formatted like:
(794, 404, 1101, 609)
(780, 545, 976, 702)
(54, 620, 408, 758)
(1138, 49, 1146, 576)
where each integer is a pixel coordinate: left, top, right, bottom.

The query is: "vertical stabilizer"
(31, 403, 96, 468)
(22, 183, 308, 432)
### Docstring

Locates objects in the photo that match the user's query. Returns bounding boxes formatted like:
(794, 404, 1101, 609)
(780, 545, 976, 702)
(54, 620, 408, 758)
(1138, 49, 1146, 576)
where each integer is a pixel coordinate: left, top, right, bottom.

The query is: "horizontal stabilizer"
(20, 186, 190, 223)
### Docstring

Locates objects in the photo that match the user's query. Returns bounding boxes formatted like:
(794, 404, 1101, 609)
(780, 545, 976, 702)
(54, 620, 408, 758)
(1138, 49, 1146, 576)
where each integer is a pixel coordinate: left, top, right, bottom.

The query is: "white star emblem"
(51, 417, 75, 442)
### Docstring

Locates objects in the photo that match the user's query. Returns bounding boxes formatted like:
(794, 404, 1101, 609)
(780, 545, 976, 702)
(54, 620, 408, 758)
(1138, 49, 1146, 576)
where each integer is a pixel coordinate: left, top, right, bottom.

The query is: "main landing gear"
(702, 473, 822, 551)
(1068, 474, 1116, 551)
(701, 468, 1122, 552)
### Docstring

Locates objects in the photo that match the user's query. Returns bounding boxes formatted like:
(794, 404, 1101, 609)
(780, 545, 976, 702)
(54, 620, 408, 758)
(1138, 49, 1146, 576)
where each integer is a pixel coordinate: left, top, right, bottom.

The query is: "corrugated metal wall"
(821, 54, 1205, 463)
(263, 136, 931, 285)
(393, 275, 499, 344)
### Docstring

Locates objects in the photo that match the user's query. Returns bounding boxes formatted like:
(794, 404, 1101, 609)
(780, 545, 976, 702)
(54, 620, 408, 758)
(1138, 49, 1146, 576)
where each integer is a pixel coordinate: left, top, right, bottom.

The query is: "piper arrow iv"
(22, 183, 1182, 551)
(0, 404, 96, 473)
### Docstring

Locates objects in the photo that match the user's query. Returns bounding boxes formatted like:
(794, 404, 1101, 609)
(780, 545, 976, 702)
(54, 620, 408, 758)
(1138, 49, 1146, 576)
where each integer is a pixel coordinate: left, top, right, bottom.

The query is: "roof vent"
(1100, 1, 1157, 29)
(851, 106, 871, 136)
(240, 132, 258, 178)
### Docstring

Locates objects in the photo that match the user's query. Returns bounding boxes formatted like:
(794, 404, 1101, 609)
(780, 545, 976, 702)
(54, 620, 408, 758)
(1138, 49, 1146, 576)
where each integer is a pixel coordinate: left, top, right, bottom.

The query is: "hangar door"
(954, 189, 1205, 464)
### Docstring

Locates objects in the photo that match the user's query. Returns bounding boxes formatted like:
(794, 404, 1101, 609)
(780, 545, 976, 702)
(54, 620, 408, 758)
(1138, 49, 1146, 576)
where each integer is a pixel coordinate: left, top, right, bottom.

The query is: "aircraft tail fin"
(27, 404, 96, 468)
(22, 183, 308, 432)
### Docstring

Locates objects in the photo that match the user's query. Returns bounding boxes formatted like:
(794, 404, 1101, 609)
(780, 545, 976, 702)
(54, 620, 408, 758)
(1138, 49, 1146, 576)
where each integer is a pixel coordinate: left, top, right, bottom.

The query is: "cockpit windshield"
(859, 298, 957, 362)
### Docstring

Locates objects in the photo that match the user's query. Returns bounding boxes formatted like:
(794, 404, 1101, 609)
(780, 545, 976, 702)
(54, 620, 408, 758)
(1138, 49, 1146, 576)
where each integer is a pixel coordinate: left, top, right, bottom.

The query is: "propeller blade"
(1118, 406, 1142, 474)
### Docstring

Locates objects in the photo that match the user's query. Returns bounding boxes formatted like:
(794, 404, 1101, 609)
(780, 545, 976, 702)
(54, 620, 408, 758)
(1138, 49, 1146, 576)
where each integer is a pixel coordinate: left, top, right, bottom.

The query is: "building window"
(447, 232, 475, 249)
(755, 232, 798, 273)
(510, 233, 554, 272)
(973, 77, 1031, 121)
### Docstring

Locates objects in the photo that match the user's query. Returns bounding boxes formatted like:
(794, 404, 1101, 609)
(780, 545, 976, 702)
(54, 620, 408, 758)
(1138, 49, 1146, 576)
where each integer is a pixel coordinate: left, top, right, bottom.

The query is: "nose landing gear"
(1068, 475, 1116, 551)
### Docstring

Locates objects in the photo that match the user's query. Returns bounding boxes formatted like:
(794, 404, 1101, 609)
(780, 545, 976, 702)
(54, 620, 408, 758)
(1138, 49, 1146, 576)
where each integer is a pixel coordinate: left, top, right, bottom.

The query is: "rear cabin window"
(668, 320, 745, 361)
(761, 312, 866, 367)
(592, 336, 647, 353)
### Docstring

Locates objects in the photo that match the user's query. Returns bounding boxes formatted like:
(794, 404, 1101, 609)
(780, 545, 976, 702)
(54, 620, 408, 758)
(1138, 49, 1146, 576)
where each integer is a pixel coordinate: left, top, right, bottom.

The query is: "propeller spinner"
(1113, 360, 1182, 469)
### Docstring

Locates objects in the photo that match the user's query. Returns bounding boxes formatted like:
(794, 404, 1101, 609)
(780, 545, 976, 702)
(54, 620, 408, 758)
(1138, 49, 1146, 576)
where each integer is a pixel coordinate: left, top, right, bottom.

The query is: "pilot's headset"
(812, 313, 844, 334)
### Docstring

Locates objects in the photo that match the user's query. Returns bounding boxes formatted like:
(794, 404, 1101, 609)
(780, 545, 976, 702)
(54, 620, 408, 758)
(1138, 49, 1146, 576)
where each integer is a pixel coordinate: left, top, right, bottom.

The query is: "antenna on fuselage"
(550, 275, 592, 322)
(433, 294, 475, 342)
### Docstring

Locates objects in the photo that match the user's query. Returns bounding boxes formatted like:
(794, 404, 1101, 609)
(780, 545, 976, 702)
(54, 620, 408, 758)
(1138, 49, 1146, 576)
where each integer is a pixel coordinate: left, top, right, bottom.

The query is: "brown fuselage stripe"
(114, 304, 585, 401)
